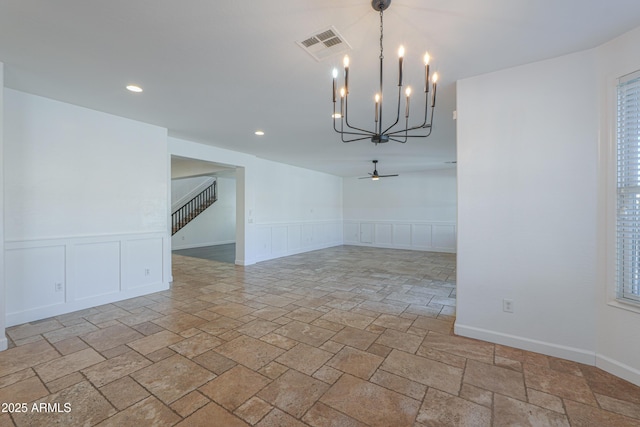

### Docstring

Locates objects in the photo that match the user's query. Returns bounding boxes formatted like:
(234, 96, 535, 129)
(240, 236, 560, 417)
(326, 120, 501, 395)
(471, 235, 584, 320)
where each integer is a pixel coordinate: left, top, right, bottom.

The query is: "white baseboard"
(7, 282, 170, 327)
(454, 323, 596, 365)
(596, 354, 640, 387)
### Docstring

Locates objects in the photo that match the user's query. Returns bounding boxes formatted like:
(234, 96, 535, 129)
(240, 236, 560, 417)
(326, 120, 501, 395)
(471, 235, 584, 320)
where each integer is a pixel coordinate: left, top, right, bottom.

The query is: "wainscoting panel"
(375, 224, 393, 245)
(393, 224, 412, 247)
(344, 220, 456, 253)
(251, 220, 343, 263)
(123, 237, 164, 290)
(5, 232, 170, 326)
(73, 241, 120, 300)
(5, 245, 66, 317)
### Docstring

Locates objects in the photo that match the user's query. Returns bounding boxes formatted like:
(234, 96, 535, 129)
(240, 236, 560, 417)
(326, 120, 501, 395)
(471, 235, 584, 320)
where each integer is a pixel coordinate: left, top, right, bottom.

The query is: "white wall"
(343, 169, 457, 252)
(172, 176, 237, 249)
(596, 26, 640, 385)
(168, 137, 343, 265)
(0, 62, 6, 349)
(456, 50, 599, 364)
(3, 89, 171, 326)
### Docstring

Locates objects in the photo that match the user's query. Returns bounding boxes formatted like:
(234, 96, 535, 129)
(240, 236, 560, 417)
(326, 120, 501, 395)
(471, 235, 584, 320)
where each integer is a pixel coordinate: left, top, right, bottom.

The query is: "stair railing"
(172, 180, 217, 235)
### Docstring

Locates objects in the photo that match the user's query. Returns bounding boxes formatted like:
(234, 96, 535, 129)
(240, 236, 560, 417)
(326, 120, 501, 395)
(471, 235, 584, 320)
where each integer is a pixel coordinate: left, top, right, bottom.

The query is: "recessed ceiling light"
(254, 130, 265, 136)
(126, 85, 143, 93)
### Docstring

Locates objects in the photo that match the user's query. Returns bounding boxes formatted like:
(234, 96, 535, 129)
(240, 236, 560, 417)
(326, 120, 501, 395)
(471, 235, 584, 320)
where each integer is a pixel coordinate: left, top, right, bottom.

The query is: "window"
(617, 70, 640, 304)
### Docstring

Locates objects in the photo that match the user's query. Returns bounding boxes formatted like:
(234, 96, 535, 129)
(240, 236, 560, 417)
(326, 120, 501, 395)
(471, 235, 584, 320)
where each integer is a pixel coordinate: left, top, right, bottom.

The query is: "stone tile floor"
(1, 245, 640, 426)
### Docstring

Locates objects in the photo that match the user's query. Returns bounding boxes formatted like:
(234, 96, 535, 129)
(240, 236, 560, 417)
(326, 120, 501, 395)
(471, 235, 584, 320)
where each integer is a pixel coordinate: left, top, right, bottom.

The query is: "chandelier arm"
(381, 85, 403, 135)
(388, 136, 408, 143)
(342, 135, 374, 143)
(388, 94, 434, 133)
(342, 95, 376, 135)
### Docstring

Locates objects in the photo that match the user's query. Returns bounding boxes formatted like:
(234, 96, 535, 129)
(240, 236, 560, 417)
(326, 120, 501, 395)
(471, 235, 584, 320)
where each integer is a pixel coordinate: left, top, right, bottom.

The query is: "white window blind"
(617, 70, 640, 304)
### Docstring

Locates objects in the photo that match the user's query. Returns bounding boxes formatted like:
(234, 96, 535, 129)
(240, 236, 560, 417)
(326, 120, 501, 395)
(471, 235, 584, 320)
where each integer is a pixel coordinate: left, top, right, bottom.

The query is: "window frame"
(615, 69, 640, 306)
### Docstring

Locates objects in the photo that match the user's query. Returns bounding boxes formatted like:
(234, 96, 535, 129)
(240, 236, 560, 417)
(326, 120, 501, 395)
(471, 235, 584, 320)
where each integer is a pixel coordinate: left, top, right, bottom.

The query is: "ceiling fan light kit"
(359, 160, 399, 180)
(332, 0, 439, 144)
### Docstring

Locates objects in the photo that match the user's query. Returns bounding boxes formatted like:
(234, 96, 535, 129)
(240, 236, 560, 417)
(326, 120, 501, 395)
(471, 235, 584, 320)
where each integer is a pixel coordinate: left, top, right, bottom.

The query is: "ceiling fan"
(359, 160, 399, 180)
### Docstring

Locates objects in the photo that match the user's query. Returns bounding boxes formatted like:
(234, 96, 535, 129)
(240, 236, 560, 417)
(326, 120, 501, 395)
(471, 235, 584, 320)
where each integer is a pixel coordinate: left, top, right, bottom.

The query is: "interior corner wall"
(3, 89, 170, 326)
(168, 137, 343, 265)
(455, 50, 599, 364)
(171, 176, 237, 249)
(342, 169, 457, 252)
(595, 26, 640, 385)
(0, 63, 7, 350)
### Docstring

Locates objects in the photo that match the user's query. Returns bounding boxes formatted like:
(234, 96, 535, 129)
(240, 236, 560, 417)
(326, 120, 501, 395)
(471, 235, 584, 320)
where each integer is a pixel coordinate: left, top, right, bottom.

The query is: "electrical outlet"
(54, 282, 63, 292)
(145, 268, 150, 276)
(503, 299, 514, 313)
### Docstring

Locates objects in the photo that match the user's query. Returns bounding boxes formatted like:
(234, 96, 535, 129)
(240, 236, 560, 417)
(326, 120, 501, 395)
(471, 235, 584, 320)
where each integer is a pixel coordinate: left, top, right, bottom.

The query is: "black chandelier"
(332, 0, 438, 144)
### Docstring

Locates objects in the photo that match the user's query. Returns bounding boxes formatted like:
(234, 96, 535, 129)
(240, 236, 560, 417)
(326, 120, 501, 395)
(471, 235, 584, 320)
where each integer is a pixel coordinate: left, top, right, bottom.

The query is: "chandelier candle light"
(332, 0, 438, 144)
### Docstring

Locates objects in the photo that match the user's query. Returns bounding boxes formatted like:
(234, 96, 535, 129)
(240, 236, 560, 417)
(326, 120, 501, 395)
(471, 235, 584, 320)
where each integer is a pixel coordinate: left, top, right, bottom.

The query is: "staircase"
(172, 180, 217, 235)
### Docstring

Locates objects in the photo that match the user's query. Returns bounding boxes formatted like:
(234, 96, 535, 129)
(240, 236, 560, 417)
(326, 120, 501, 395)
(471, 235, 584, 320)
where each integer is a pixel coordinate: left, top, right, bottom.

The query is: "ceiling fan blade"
(358, 176, 371, 179)
(378, 174, 399, 178)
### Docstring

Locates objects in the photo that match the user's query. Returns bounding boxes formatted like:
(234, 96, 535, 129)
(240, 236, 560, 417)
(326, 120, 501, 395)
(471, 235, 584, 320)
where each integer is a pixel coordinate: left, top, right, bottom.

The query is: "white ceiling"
(2, 0, 640, 177)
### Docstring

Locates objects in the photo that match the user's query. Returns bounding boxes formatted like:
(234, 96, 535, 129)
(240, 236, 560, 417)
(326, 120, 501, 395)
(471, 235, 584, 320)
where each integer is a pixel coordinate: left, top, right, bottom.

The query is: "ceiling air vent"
(297, 26, 351, 62)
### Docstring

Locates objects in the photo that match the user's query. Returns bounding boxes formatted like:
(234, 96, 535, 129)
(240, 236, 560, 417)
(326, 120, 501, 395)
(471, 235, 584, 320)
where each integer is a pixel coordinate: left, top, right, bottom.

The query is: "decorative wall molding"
(248, 220, 343, 264)
(343, 220, 456, 253)
(5, 232, 171, 326)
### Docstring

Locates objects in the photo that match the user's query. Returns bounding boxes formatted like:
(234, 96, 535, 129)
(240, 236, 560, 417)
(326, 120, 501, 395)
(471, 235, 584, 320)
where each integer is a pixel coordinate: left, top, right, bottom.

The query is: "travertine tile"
(380, 349, 463, 395)
(374, 328, 423, 353)
(176, 402, 250, 427)
(170, 391, 210, 418)
(168, 332, 223, 358)
(192, 349, 237, 374)
(565, 399, 640, 427)
(302, 402, 368, 427)
(100, 376, 150, 410)
(45, 371, 85, 393)
(96, 396, 180, 427)
(595, 393, 640, 420)
(199, 365, 270, 410)
(527, 388, 565, 413)
(7, 247, 640, 426)
(126, 330, 184, 355)
(82, 351, 151, 387)
(215, 335, 285, 370)
(257, 369, 329, 418)
(422, 331, 494, 363)
(255, 408, 307, 427)
(416, 388, 491, 426)
(326, 346, 383, 380)
(330, 326, 379, 350)
(276, 343, 333, 375)
(81, 323, 144, 351)
(370, 369, 427, 400)
(13, 381, 116, 427)
(234, 396, 273, 425)
(7, 319, 63, 341)
(493, 394, 570, 427)
(524, 363, 597, 406)
(464, 359, 526, 401)
(372, 313, 413, 332)
(132, 354, 215, 404)
(320, 374, 420, 427)
(273, 320, 335, 347)
(0, 340, 60, 376)
(318, 309, 375, 330)
(34, 347, 105, 383)
(0, 376, 48, 404)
